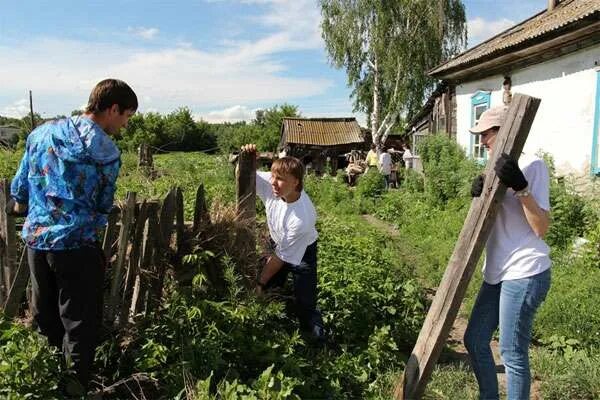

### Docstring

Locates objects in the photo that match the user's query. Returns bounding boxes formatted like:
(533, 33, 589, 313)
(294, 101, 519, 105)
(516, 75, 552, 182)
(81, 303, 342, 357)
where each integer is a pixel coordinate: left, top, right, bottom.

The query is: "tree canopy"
(320, 0, 467, 146)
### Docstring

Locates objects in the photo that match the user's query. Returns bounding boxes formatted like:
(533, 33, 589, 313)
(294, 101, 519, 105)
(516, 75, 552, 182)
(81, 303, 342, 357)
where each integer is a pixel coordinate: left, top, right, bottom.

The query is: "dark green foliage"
(417, 134, 481, 206)
(0, 315, 62, 399)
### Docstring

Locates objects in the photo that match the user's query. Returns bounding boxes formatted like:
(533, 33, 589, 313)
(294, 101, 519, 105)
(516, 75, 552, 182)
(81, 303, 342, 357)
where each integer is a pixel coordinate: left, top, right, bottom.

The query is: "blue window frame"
(592, 70, 600, 176)
(470, 91, 491, 163)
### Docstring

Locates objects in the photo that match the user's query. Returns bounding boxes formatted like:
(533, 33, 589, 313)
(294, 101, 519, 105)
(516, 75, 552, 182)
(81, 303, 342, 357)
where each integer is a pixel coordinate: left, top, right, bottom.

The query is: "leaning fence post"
(394, 94, 541, 399)
(2, 249, 28, 318)
(235, 150, 256, 264)
(0, 179, 17, 301)
(107, 192, 136, 326)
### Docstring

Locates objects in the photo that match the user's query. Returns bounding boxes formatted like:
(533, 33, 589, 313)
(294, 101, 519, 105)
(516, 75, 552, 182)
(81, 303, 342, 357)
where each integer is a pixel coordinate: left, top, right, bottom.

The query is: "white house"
(417, 0, 600, 179)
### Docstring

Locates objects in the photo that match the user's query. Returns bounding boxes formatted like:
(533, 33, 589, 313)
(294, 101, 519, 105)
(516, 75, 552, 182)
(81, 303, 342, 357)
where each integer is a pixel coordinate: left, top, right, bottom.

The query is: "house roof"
(280, 117, 364, 147)
(430, 0, 600, 80)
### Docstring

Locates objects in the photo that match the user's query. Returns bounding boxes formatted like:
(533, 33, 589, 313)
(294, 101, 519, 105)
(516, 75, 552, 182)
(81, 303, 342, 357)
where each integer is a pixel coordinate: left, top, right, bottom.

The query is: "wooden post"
(395, 94, 541, 399)
(235, 150, 256, 264)
(120, 200, 148, 327)
(236, 150, 256, 222)
(2, 249, 28, 318)
(107, 192, 136, 325)
(102, 206, 120, 262)
(175, 188, 184, 255)
(0, 179, 17, 301)
(137, 143, 153, 168)
(192, 183, 209, 233)
(142, 202, 160, 315)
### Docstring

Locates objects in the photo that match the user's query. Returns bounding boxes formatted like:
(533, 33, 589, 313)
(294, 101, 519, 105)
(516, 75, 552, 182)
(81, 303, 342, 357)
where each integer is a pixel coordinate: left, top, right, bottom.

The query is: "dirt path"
(361, 214, 532, 398)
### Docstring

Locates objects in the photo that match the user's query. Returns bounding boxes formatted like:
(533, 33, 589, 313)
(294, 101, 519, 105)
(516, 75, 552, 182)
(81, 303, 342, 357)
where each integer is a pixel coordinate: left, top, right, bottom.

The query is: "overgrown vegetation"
(0, 134, 599, 399)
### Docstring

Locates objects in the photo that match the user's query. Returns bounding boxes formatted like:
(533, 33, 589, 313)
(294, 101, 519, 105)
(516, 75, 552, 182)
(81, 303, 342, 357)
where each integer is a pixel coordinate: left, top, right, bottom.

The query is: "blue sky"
(0, 0, 547, 125)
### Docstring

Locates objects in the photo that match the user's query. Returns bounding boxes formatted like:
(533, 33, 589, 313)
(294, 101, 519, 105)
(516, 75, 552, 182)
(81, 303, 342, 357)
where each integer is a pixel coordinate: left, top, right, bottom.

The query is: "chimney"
(548, 0, 559, 12)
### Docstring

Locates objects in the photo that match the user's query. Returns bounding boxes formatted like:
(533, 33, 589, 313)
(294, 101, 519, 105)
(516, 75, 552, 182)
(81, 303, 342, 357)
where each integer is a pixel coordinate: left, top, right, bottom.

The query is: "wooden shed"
(278, 117, 366, 175)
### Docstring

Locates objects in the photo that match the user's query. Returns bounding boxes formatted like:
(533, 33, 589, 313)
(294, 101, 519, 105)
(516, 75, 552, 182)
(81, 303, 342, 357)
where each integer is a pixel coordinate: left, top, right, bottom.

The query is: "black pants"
(266, 241, 324, 332)
(27, 245, 105, 389)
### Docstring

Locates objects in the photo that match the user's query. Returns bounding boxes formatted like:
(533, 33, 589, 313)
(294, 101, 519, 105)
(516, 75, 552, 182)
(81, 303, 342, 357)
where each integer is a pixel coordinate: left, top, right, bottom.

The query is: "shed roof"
(430, 0, 600, 80)
(280, 117, 364, 147)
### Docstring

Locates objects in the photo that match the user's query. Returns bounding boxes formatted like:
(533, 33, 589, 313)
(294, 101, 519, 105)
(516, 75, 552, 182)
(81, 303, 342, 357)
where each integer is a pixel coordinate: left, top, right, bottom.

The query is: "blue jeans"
(464, 269, 551, 400)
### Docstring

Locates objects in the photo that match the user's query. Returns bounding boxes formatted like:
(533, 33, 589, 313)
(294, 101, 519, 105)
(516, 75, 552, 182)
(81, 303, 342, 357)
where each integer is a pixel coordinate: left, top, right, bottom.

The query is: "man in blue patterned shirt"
(9, 79, 137, 395)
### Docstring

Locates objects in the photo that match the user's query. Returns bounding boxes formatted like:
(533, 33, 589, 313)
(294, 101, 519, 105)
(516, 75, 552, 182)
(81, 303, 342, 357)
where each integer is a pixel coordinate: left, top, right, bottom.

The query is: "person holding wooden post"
(239, 144, 326, 344)
(465, 105, 551, 400)
(7, 79, 137, 397)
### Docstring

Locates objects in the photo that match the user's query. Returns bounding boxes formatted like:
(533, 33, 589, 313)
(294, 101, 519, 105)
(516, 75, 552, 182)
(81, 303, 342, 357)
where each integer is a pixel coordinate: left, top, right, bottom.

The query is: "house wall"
(455, 45, 600, 178)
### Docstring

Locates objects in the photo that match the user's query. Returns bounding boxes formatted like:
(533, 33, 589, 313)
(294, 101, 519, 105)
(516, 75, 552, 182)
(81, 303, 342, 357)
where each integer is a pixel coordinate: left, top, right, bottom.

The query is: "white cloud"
(0, 38, 332, 115)
(468, 17, 515, 47)
(1, 99, 30, 118)
(128, 26, 159, 40)
(200, 105, 257, 123)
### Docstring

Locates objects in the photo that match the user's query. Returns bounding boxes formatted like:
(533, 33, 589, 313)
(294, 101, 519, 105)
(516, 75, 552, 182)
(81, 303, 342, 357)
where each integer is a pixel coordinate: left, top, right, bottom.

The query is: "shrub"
(417, 135, 480, 206)
(0, 315, 62, 399)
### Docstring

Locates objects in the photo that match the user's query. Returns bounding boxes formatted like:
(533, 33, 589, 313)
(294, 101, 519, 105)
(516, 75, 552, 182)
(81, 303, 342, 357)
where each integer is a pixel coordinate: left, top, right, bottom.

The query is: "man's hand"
(471, 174, 485, 197)
(241, 144, 257, 153)
(6, 198, 27, 217)
(494, 153, 528, 191)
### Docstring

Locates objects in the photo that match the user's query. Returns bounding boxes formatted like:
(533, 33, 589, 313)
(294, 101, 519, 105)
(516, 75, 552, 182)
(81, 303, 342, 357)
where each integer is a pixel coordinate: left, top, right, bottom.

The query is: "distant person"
(378, 148, 392, 189)
(8, 79, 138, 396)
(402, 144, 413, 169)
(365, 143, 378, 171)
(240, 144, 326, 344)
(465, 105, 551, 400)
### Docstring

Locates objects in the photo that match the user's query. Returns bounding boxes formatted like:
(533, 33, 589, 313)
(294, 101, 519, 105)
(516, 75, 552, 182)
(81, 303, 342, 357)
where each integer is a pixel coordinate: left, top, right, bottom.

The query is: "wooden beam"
(394, 94, 541, 399)
(107, 192, 136, 325)
(192, 183, 209, 233)
(2, 249, 28, 318)
(236, 151, 256, 222)
(0, 179, 17, 300)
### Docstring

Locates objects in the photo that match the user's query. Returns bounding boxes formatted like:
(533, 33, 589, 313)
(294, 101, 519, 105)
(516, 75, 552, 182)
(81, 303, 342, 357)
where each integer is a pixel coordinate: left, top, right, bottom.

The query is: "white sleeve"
(524, 159, 550, 211)
(275, 222, 312, 266)
(256, 171, 272, 202)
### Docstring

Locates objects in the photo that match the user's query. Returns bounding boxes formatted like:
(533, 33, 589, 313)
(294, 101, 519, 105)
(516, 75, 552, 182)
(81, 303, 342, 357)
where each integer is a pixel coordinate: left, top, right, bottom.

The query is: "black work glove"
(5, 198, 27, 217)
(494, 153, 528, 191)
(471, 174, 485, 197)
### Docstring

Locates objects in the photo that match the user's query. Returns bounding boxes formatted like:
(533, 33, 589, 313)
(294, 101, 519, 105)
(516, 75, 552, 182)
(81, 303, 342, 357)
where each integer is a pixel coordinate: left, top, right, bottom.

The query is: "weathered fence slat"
(0, 179, 17, 301)
(2, 249, 28, 318)
(120, 200, 148, 327)
(103, 207, 121, 262)
(395, 94, 541, 399)
(192, 183, 208, 233)
(107, 192, 137, 325)
(142, 202, 160, 315)
(175, 188, 184, 255)
(236, 151, 256, 222)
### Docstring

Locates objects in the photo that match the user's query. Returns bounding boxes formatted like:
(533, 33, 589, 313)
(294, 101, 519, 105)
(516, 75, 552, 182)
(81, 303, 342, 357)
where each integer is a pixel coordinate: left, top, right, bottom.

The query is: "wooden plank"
(102, 206, 120, 262)
(395, 94, 541, 399)
(120, 200, 148, 327)
(2, 248, 29, 318)
(107, 192, 136, 325)
(236, 151, 256, 222)
(175, 187, 184, 255)
(192, 183, 209, 233)
(159, 188, 177, 250)
(141, 203, 160, 315)
(0, 179, 17, 300)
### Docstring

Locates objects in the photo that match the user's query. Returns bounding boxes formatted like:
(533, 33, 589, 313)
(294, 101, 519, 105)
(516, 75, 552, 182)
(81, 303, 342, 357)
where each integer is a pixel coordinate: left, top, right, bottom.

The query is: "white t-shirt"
(379, 152, 392, 175)
(483, 154, 551, 284)
(256, 171, 318, 266)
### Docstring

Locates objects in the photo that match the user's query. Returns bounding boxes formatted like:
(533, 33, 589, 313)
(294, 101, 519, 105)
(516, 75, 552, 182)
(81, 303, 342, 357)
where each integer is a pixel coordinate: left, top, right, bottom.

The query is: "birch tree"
(320, 0, 467, 147)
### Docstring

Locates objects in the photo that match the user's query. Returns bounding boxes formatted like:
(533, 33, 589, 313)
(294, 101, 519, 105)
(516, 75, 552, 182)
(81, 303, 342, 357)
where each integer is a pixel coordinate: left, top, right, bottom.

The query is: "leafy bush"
(417, 135, 480, 206)
(0, 315, 62, 399)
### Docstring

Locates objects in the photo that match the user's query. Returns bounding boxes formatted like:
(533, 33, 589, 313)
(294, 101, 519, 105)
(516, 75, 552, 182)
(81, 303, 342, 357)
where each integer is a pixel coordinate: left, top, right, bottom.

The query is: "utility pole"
(29, 90, 35, 131)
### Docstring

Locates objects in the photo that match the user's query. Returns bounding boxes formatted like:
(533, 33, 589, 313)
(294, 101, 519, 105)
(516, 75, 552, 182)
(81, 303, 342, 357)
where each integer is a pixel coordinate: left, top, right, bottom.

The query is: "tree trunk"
(371, 54, 380, 148)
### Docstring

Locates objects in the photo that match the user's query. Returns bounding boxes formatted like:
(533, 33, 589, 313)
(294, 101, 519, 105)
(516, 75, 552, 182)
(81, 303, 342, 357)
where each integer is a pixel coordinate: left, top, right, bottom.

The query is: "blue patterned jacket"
(11, 116, 121, 250)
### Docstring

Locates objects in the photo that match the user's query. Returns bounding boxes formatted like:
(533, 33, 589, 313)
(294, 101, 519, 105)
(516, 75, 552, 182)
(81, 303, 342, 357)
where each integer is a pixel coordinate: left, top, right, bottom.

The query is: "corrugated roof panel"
(430, 0, 600, 75)
(282, 118, 364, 146)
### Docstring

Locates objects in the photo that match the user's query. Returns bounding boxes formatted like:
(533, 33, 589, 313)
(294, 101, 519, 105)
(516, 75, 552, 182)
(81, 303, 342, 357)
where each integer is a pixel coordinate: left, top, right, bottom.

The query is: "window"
(592, 70, 600, 175)
(470, 91, 491, 163)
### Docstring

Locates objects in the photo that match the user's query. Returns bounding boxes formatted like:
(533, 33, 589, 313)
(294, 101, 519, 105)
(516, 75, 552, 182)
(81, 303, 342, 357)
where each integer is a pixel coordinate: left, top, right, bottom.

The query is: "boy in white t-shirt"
(240, 144, 325, 343)
(464, 106, 551, 400)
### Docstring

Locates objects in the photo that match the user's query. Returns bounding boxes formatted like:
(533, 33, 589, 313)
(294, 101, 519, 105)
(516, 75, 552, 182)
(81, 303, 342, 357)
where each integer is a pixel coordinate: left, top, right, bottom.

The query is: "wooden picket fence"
(0, 178, 211, 328)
